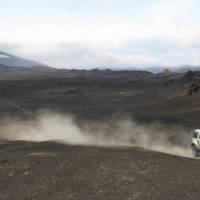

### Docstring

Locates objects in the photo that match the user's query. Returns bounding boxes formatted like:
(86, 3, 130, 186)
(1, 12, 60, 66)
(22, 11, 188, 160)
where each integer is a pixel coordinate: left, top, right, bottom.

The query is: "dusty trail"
(0, 99, 32, 115)
(0, 112, 192, 158)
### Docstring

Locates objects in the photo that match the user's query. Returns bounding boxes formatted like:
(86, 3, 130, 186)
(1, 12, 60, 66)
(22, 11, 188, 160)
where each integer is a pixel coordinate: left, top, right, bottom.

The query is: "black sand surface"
(0, 141, 199, 200)
(0, 69, 200, 199)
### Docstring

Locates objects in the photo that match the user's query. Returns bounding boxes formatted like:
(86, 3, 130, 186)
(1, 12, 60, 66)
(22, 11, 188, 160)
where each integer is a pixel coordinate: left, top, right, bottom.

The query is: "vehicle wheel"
(192, 145, 199, 157)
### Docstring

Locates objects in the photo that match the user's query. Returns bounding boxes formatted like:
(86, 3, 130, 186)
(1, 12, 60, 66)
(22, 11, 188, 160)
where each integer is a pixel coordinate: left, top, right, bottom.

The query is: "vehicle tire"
(192, 145, 199, 157)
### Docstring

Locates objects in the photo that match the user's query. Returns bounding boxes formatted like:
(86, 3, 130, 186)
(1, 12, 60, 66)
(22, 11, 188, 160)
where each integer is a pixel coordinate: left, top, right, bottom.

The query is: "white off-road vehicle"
(191, 129, 200, 157)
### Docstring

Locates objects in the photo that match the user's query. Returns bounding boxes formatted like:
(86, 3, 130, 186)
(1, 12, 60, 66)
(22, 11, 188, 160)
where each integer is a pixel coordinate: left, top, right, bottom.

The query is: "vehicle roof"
(194, 129, 200, 132)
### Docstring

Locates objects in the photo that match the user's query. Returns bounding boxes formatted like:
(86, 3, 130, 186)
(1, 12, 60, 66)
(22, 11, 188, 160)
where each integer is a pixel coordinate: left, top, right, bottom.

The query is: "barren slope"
(0, 141, 199, 200)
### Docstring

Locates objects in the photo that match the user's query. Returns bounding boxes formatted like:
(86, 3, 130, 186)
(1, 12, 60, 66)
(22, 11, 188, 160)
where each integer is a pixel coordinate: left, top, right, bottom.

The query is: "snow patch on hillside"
(0, 54, 10, 59)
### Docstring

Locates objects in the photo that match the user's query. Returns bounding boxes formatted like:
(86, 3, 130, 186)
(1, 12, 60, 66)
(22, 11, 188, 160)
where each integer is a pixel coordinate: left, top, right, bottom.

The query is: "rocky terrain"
(0, 67, 200, 127)
(0, 57, 200, 199)
(0, 141, 199, 200)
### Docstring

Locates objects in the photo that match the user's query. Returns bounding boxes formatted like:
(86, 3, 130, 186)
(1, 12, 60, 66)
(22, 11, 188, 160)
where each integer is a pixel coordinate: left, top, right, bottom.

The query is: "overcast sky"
(1, 0, 200, 69)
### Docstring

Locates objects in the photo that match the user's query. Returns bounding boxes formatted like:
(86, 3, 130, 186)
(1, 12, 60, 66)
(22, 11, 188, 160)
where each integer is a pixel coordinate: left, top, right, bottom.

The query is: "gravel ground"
(0, 141, 199, 200)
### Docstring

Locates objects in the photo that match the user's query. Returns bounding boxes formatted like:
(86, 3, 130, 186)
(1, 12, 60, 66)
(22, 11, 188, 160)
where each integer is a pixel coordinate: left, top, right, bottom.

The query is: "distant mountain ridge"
(0, 51, 47, 68)
(1, 50, 200, 73)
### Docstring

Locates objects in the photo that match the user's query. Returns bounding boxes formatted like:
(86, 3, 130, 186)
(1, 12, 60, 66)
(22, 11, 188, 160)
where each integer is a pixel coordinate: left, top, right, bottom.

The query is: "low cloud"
(2, 40, 200, 71)
(1, 0, 200, 70)
(0, 42, 156, 69)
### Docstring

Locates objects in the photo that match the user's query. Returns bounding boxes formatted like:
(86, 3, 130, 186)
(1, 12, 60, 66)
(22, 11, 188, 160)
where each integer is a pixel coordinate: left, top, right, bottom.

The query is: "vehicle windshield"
(193, 132, 199, 138)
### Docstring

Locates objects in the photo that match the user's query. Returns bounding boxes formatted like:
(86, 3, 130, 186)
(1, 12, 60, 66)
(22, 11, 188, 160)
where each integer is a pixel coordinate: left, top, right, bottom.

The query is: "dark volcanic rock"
(183, 71, 200, 95)
(188, 82, 200, 95)
(0, 141, 199, 200)
(183, 71, 200, 82)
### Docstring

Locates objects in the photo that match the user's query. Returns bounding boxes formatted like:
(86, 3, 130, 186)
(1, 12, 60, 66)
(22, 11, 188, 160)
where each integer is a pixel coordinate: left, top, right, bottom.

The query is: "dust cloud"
(0, 112, 192, 157)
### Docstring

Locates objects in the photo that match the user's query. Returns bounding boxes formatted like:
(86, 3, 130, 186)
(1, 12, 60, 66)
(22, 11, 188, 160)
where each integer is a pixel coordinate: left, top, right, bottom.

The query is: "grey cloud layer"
(1, 39, 200, 70)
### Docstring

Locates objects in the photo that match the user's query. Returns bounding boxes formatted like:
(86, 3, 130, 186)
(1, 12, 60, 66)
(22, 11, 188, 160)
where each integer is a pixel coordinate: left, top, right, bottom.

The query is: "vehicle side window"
(193, 132, 198, 138)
